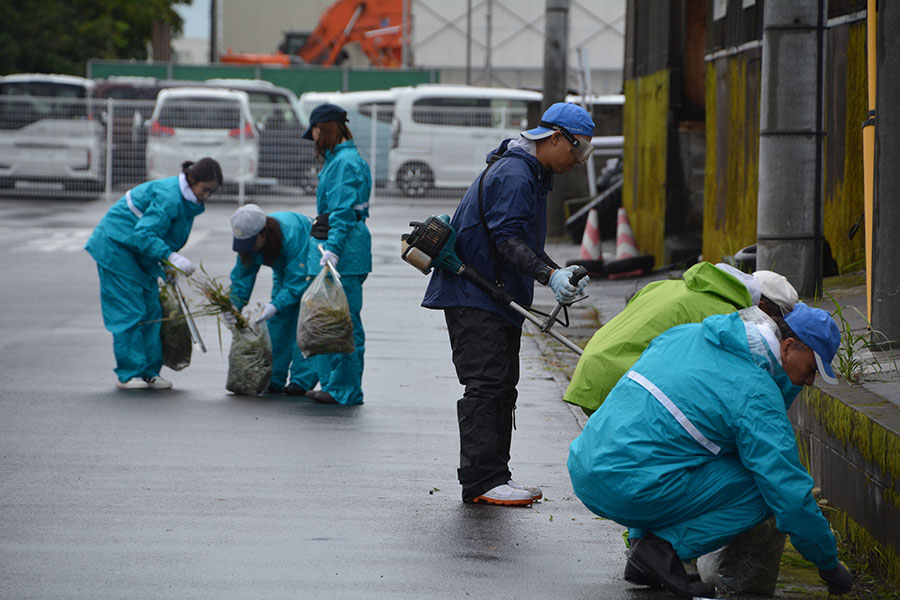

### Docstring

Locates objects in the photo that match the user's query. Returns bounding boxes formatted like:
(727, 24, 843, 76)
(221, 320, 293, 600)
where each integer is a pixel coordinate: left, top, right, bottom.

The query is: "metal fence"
(0, 96, 623, 202)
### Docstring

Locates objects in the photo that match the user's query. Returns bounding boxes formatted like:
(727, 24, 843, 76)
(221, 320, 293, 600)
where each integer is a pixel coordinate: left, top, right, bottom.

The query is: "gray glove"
(548, 266, 580, 304)
(818, 563, 852, 595)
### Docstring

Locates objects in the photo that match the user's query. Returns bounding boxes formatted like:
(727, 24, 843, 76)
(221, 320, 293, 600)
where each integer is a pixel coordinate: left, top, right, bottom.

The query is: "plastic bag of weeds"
(159, 282, 192, 371)
(226, 323, 273, 396)
(696, 517, 786, 596)
(296, 267, 354, 358)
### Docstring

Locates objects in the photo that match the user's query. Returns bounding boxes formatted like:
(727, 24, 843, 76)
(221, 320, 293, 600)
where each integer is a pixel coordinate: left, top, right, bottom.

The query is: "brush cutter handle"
(568, 265, 589, 286)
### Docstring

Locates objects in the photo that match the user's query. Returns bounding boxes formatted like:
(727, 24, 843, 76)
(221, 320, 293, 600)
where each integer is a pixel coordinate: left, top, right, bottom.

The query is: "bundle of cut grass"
(192, 268, 272, 395)
(191, 266, 249, 329)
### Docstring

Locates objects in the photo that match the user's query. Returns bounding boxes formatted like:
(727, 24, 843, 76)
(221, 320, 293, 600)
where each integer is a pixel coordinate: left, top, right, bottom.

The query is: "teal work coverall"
(568, 311, 840, 571)
(312, 140, 372, 405)
(229, 212, 317, 392)
(85, 176, 204, 383)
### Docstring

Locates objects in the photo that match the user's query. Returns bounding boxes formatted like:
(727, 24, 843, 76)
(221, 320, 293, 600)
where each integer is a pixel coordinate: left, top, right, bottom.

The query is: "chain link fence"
(1, 93, 622, 202)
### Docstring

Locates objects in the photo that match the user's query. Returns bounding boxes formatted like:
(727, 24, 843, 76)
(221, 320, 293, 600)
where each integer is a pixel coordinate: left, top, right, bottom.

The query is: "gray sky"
(175, 0, 211, 39)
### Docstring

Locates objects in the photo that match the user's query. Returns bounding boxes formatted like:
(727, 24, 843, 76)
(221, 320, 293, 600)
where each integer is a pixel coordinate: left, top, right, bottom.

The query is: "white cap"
(753, 270, 799, 314)
(231, 204, 266, 252)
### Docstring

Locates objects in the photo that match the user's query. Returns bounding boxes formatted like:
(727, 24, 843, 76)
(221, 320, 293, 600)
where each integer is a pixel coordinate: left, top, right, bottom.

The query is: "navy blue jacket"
(422, 140, 554, 326)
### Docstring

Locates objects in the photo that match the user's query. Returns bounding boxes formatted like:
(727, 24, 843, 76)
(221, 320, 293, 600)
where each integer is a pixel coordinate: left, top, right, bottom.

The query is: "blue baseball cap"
(302, 103, 348, 140)
(521, 102, 595, 140)
(784, 302, 841, 384)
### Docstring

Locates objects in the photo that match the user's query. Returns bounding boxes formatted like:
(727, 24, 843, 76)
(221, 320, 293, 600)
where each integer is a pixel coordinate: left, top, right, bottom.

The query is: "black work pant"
(445, 306, 521, 501)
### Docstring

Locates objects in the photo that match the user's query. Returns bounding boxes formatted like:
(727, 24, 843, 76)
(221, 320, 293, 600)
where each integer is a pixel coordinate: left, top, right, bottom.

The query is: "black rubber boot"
(627, 533, 717, 598)
(624, 556, 663, 588)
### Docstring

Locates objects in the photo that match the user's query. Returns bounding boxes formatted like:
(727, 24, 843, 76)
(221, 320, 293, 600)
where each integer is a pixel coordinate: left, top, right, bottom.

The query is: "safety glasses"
(539, 120, 595, 164)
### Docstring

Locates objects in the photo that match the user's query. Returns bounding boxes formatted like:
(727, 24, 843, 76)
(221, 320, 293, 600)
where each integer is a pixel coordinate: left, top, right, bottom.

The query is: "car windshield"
(158, 98, 243, 129)
(0, 81, 90, 128)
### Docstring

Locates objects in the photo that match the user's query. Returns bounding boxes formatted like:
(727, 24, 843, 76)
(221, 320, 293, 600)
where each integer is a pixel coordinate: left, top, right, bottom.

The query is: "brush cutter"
(401, 214, 586, 356)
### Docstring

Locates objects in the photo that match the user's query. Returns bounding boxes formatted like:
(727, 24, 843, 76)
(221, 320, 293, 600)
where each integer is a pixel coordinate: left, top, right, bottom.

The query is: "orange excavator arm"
(297, 0, 407, 67)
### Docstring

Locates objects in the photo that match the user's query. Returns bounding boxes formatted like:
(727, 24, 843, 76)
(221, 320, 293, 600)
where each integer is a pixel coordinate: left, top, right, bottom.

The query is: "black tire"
(565, 258, 606, 277)
(397, 161, 433, 197)
(603, 254, 655, 275)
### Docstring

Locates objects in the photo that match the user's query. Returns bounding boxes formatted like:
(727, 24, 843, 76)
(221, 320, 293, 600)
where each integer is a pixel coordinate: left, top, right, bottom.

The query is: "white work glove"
(319, 250, 339, 268)
(167, 252, 195, 276)
(255, 302, 278, 324)
(548, 266, 581, 304)
(221, 311, 238, 329)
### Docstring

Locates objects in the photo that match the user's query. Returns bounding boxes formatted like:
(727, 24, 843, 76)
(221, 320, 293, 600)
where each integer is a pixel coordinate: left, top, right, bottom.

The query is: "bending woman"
(228, 203, 318, 396)
(85, 158, 222, 390)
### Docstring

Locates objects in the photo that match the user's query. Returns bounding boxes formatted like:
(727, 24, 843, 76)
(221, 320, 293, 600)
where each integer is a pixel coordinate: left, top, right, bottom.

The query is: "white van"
(145, 87, 259, 184)
(0, 73, 104, 193)
(387, 84, 542, 196)
(297, 89, 396, 186)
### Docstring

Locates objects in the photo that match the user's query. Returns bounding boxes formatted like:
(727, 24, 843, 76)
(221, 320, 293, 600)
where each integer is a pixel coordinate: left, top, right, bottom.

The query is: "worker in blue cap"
(568, 303, 853, 597)
(85, 158, 222, 390)
(422, 102, 595, 506)
(301, 103, 371, 405)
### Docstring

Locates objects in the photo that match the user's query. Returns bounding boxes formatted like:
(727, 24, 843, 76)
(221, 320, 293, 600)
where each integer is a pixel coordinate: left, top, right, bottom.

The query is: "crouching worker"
(567, 303, 853, 597)
(565, 264, 799, 416)
(85, 158, 222, 390)
(228, 204, 318, 396)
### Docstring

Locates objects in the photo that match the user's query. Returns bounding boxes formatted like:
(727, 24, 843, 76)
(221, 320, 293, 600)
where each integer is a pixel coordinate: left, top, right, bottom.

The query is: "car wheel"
(397, 162, 433, 197)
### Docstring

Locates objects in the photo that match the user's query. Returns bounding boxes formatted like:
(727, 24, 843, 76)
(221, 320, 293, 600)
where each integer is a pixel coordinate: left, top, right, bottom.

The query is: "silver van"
(0, 73, 104, 193)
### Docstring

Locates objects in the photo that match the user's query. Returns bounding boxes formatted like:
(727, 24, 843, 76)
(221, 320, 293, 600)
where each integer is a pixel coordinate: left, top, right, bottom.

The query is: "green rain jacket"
(564, 262, 753, 415)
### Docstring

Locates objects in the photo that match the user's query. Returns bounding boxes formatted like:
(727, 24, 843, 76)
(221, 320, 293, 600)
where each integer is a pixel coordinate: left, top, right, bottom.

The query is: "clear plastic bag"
(226, 324, 273, 396)
(296, 267, 355, 358)
(696, 518, 786, 596)
(159, 282, 192, 371)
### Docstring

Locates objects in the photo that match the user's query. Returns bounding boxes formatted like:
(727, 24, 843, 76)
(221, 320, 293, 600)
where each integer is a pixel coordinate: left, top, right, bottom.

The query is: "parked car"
(145, 87, 259, 184)
(94, 77, 198, 184)
(298, 89, 395, 186)
(0, 73, 104, 193)
(387, 84, 542, 196)
(205, 79, 317, 192)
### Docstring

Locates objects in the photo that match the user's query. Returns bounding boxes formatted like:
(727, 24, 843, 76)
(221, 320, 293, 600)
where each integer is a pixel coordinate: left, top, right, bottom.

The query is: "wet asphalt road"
(0, 192, 658, 599)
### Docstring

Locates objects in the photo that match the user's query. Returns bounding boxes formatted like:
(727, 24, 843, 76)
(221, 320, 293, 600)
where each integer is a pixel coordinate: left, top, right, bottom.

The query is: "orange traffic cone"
(579, 208, 602, 260)
(615, 207, 639, 259)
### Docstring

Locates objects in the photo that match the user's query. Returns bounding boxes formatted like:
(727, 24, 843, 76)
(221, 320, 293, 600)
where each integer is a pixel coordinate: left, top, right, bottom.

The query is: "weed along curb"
(791, 383, 900, 588)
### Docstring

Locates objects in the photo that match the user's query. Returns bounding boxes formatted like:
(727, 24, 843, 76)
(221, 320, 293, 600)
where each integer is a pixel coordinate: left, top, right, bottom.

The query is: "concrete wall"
(791, 384, 900, 587)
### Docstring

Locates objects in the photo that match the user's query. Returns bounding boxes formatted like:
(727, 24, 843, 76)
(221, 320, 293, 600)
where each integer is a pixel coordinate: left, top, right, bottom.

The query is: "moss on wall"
(803, 387, 900, 487)
(824, 22, 867, 274)
(827, 508, 900, 589)
(622, 70, 668, 264)
(703, 55, 760, 263)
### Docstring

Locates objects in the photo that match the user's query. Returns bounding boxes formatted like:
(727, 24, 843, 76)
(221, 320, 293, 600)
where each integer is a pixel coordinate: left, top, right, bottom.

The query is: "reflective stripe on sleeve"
(126, 190, 143, 219)
(626, 370, 721, 455)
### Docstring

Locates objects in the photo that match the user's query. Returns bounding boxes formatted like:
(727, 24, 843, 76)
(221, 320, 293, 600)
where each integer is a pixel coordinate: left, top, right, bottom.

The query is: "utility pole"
(756, 1, 825, 297)
(543, 0, 570, 236)
(873, 0, 900, 343)
(209, 0, 218, 63)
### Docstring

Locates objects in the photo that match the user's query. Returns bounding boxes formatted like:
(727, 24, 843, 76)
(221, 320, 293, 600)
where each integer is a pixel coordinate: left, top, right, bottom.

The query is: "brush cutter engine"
(400, 214, 463, 275)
